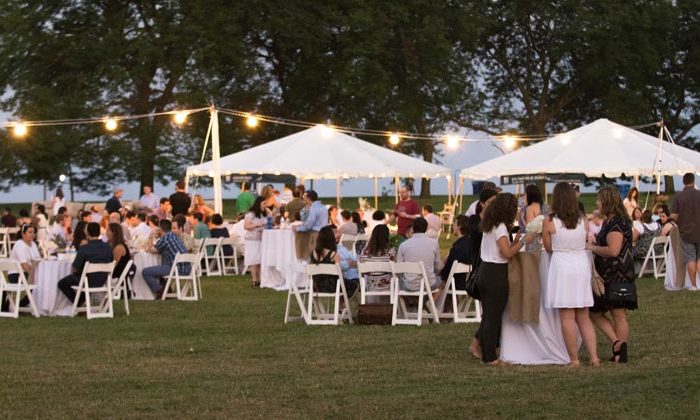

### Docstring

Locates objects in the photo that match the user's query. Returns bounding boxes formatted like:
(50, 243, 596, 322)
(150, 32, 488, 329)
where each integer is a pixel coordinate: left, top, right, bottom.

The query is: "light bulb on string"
(173, 111, 188, 125)
(246, 114, 259, 128)
(12, 122, 28, 138)
(104, 118, 118, 131)
(445, 135, 459, 150)
(389, 133, 400, 146)
(320, 124, 333, 138)
(560, 134, 571, 145)
(504, 135, 516, 150)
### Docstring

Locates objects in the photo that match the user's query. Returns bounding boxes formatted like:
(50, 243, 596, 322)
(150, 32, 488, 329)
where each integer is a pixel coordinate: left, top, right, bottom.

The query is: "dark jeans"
(475, 262, 509, 363)
(57, 274, 107, 304)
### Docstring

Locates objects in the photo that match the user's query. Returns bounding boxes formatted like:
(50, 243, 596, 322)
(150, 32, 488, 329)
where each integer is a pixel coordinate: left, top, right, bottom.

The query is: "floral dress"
(358, 247, 396, 290)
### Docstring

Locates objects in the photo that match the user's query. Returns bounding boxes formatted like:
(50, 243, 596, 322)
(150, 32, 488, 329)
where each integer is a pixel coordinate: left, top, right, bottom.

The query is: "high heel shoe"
(618, 342, 628, 363)
(610, 340, 621, 362)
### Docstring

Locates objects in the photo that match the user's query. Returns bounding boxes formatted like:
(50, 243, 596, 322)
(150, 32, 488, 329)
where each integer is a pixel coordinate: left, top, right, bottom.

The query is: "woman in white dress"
(243, 196, 267, 287)
(542, 182, 599, 367)
(622, 187, 638, 218)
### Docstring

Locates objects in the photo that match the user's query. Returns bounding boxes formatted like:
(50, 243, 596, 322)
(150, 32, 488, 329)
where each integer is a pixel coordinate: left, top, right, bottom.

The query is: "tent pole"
(336, 177, 341, 208)
(457, 177, 465, 214)
(447, 176, 452, 207)
(374, 177, 378, 209)
(394, 176, 399, 203)
(633, 175, 639, 190)
(184, 171, 190, 193)
(655, 123, 664, 194)
(210, 107, 223, 215)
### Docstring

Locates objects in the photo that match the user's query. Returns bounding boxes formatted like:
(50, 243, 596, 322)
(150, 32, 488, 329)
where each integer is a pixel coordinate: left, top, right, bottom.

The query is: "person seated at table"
(397, 217, 442, 293)
(88, 205, 103, 224)
(244, 197, 266, 287)
(57, 222, 114, 304)
(17, 208, 32, 227)
(173, 214, 197, 253)
(210, 213, 233, 256)
(422, 205, 442, 239)
(657, 205, 677, 236)
(334, 228, 359, 297)
(358, 224, 396, 299)
(440, 215, 471, 290)
(107, 223, 132, 280)
(337, 210, 358, 240)
(72, 221, 88, 251)
(327, 206, 340, 228)
(309, 226, 353, 294)
(1, 224, 41, 312)
(366, 210, 386, 237)
(542, 182, 599, 368)
(147, 214, 160, 232)
(2, 207, 17, 228)
(108, 212, 131, 242)
(128, 212, 152, 238)
(153, 197, 171, 221)
(48, 213, 73, 245)
(191, 194, 214, 219)
(143, 219, 189, 299)
(190, 212, 211, 240)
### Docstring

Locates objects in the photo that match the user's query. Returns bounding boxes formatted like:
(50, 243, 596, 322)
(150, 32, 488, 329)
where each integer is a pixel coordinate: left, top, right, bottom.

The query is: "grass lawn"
(1, 274, 698, 419)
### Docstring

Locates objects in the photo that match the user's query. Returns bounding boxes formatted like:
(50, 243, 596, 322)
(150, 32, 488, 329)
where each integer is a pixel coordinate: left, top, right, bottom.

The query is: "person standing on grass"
(671, 172, 700, 291)
(169, 180, 191, 217)
(475, 193, 534, 365)
(244, 197, 266, 287)
(542, 182, 599, 368)
(392, 186, 421, 237)
(235, 183, 255, 216)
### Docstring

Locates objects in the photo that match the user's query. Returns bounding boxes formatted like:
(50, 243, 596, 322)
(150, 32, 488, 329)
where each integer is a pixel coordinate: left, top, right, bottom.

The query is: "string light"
(12, 122, 28, 137)
(445, 135, 459, 149)
(246, 114, 259, 128)
(560, 134, 571, 145)
(104, 118, 118, 131)
(389, 133, 400, 146)
(504, 135, 516, 150)
(320, 124, 334, 138)
(173, 111, 188, 125)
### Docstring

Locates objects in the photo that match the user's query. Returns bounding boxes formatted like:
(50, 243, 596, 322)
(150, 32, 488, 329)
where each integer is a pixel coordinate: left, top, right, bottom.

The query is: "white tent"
(186, 124, 452, 206)
(460, 118, 700, 180)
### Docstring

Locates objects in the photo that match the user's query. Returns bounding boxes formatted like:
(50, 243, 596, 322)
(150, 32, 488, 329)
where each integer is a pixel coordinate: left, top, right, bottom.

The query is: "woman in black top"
(107, 223, 131, 279)
(309, 226, 340, 293)
(72, 221, 88, 251)
(589, 186, 636, 363)
(210, 213, 233, 256)
(440, 215, 471, 290)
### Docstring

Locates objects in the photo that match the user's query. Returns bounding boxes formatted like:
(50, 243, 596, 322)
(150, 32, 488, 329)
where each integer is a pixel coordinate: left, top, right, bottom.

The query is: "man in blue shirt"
(143, 219, 189, 299)
(336, 241, 359, 297)
(57, 222, 114, 303)
(294, 190, 328, 260)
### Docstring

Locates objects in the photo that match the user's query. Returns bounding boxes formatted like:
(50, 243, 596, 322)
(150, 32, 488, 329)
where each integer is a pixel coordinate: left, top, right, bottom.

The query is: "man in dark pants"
(169, 180, 192, 217)
(57, 222, 114, 304)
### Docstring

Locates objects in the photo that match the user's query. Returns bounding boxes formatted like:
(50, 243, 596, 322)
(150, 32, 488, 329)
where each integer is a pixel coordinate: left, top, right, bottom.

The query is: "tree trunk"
(420, 139, 433, 199)
(138, 120, 157, 196)
(664, 175, 675, 194)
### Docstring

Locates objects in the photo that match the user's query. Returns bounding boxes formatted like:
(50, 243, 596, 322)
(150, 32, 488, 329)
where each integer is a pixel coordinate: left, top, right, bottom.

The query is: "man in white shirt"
(422, 205, 442, 238)
(397, 217, 442, 291)
(128, 212, 152, 238)
(140, 185, 160, 211)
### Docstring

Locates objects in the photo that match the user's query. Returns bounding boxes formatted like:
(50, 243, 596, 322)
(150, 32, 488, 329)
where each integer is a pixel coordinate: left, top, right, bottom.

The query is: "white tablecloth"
(131, 252, 162, 300)
(33, 260, 74, 317)
(500, 252, 574, 365)
(664, 241, 697, 291)
(260, 229, 300, 290)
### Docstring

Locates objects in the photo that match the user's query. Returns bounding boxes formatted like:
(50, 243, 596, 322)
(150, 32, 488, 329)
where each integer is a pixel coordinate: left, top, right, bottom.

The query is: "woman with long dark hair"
(72, 221, 88, 251)
(542, 182, 599, 367)
(244, 196, 267, 287)
(475, 193, 533, 365)
(623, 186, 639, 218)
(309, 226, 341, 292)
(107, 222, 131, 279)
(588, 186, 636, 363)
(358, 224, 396, 293)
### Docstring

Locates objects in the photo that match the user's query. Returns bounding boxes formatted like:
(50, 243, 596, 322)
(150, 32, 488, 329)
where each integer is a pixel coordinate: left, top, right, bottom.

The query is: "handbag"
(465, 250, 481, 300)
(591, 262, 605, 297)
(605, 282, 637, 307)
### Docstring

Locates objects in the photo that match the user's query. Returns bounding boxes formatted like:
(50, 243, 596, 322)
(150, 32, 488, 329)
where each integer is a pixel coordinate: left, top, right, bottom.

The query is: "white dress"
(545, 217, 593, 308)
(243, 213, 265, 266)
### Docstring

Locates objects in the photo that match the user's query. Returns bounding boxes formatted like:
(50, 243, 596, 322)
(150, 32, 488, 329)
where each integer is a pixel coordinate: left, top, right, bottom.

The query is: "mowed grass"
(1, 274, 698, 419)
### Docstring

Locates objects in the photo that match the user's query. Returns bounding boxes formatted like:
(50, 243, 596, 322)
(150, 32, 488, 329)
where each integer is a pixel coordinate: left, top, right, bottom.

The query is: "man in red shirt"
(393, 186, 421, 237)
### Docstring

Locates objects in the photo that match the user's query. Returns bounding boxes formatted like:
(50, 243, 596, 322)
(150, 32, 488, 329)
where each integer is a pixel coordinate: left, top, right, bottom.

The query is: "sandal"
(610, 340, 621, 362)
(618, 342, 628, 363)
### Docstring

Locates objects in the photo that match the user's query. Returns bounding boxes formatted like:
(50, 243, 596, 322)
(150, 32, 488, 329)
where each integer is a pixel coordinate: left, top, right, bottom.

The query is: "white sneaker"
(689, 286, 699, 292)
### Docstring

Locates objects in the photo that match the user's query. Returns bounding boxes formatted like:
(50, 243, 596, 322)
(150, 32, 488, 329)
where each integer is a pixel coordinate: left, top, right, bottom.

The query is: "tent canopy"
(187, 125, 451, 180)
(460, 118, 700, 180)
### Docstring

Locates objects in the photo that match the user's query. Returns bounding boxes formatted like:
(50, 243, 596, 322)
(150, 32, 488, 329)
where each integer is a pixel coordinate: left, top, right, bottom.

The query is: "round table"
(260, 229, 300, 290)
(33, 259, 74, 317)
(131, 252, 162, 300)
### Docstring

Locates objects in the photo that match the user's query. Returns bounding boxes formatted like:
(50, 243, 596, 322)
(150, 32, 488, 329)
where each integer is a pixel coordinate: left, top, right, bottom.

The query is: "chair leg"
(25, 289, 40, 318)
(123, 287, 130, 316)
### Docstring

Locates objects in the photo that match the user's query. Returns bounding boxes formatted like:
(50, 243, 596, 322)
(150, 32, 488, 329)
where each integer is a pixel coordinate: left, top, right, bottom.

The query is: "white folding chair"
(438, 203, 456, 239)
(358, 261, 394, 304)
(0, 259, 40, 318)
(353, 233, 369, 256)
(339, 234, 356, 253)
(305, 263, 353, 325)
(7, 227, 19, 249)
(194, 238, 205, 253)
(102, 260, 133, 316)
(203, 237, 222, 276)
(0, 228, 9, 258)
(71, 262, 116, 319)
(162, 253, 201, 301)
(219, 237, 239, 275)
(391, 261, 440, 326)
(284, 261, 310, 324)
(437, 261, 481, 323)
(638, 236, 670, 279)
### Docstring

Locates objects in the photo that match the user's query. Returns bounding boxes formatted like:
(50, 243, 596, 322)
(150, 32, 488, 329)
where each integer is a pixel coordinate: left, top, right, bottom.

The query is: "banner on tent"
(224, 174, 296, 185)
(500, 173, 586, 185)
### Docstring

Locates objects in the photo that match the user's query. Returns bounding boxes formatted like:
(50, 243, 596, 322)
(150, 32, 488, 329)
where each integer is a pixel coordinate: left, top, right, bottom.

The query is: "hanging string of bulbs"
(1, 106, 663, 150)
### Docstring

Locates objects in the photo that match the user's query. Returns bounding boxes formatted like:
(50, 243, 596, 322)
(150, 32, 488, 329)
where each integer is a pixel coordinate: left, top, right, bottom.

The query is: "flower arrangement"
(525, 215, 545, 234)
(358, 197, 372, 210)
(51, 234, 67, 251)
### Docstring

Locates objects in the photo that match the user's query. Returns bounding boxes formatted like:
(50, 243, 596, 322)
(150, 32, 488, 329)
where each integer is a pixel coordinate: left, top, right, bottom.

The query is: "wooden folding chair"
(0, 259, 40, 318)
(203, 237, 222, 276)
(162, 253, 201, 301)
(437, 261, 481, 323)
(358, 261, 394, 304)
(101, 260, 133, 316)
(391, 261, 440, 326)
(219, 237, 239, 275)
(638, 235, 670, 279)
(305, 263, 353, 325)
(71, 262, 116, 319)
(284, 261, 310, 324)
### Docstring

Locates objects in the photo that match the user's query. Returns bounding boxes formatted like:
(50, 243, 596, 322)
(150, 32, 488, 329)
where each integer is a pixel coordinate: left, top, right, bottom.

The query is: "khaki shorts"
(680, 239, 700, 264)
